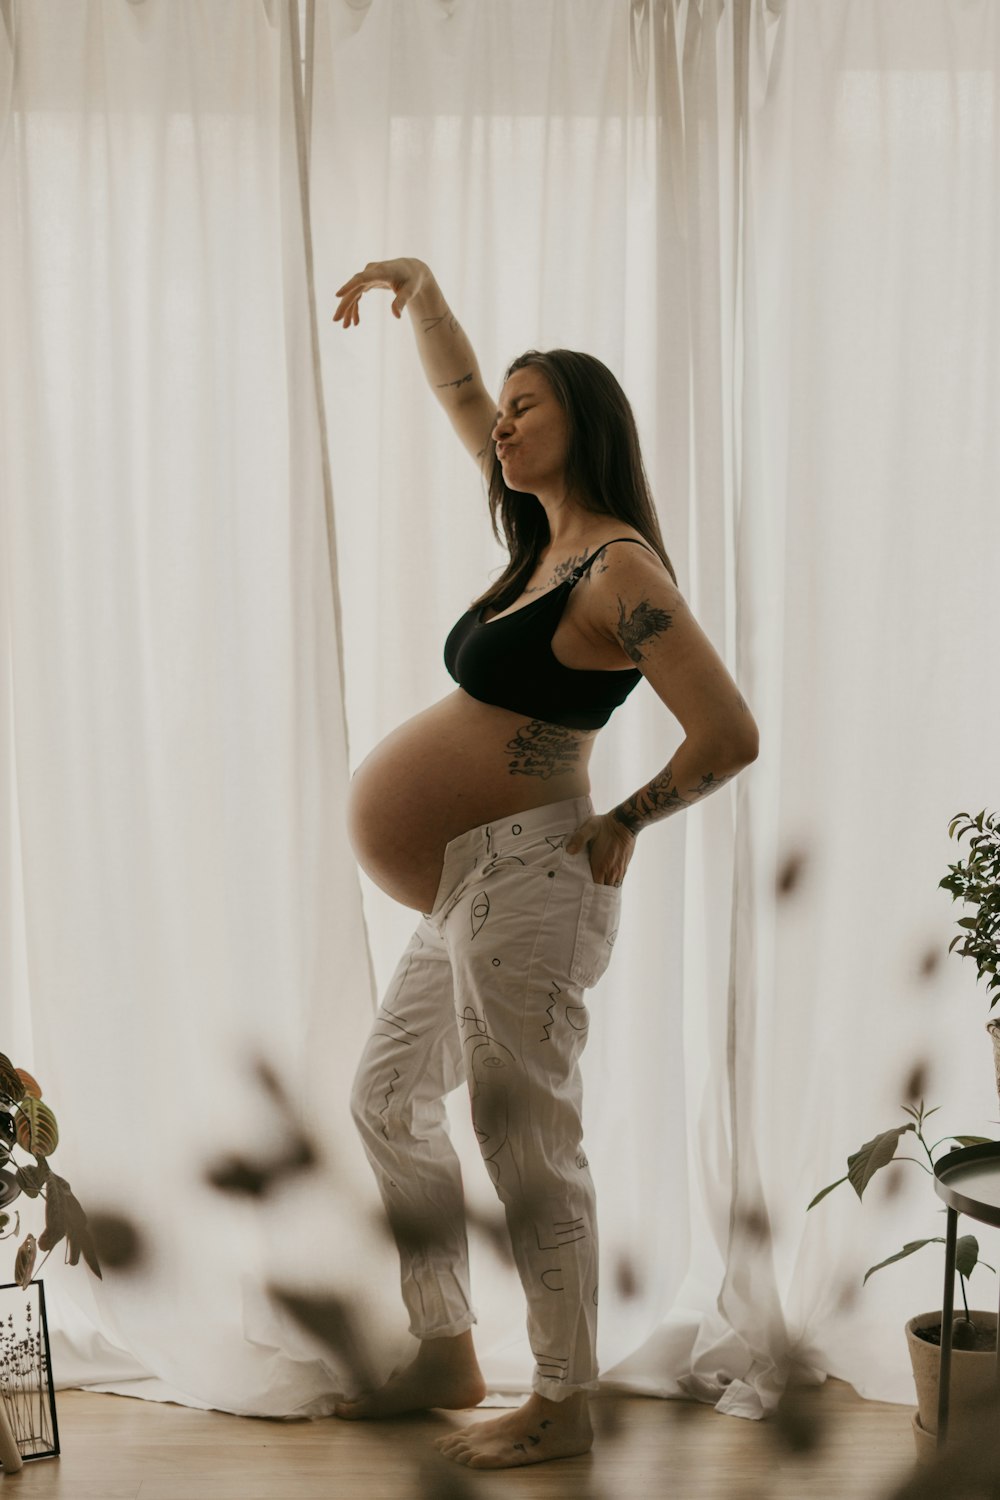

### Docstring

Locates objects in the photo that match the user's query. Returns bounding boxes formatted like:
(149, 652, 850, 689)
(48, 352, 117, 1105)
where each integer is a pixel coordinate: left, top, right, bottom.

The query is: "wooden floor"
(3, 1379, 920, 1500)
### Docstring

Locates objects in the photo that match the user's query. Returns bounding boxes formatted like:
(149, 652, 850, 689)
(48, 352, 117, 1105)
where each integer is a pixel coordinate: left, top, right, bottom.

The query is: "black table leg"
(938, 1205, 958, 1447)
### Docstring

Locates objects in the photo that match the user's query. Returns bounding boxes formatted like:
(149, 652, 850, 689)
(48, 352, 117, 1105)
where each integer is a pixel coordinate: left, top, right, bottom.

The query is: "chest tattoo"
(519, 551, 591, 598)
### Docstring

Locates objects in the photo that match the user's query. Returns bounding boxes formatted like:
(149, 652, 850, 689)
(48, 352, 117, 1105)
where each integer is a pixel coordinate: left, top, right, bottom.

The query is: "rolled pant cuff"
(531, 1375, 600, 1401)
(408, 1312, 478, 1341)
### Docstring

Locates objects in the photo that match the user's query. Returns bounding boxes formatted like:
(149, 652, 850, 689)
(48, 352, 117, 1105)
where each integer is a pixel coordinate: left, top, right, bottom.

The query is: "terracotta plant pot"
(910, 1410, 935, 1465)
(905, 1309, 998, 1456)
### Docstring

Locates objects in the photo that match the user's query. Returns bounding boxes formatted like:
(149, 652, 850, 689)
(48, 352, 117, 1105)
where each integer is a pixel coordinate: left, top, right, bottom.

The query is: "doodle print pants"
(350, 794, 623, 1401)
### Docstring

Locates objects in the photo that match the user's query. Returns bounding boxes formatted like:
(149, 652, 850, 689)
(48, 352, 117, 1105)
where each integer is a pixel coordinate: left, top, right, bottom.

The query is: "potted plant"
(808, 809, 1000, 1460)
(0, 1052, 102, 1288)
(808, 1098, 995, 1457)
(0, 1051, 103, 1465)
(940, 809, 1000, 1094)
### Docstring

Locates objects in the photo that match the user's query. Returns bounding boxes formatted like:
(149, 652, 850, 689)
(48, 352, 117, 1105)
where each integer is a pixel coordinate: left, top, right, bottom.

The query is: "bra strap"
(571, 537, 656, 582)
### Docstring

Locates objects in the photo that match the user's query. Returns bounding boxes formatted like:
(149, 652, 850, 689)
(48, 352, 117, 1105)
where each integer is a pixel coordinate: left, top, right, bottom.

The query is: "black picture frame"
(0, 1278, 60, 1461)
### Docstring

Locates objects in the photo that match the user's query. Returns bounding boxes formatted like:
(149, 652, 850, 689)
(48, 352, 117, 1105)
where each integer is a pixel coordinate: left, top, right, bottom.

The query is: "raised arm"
(333, 258, 497, 470)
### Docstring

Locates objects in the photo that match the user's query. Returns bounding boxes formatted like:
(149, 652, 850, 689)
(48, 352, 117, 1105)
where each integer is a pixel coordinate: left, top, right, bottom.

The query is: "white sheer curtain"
(0, 0, 386, 1417)
(2, 0, 999, 1426)
(306, 0, 1000, 1415)
(746, 0, 1000, 1407)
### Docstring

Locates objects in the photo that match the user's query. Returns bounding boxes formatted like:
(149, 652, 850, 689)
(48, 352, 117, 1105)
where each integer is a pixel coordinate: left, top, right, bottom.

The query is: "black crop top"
(443, 538, 656, 731)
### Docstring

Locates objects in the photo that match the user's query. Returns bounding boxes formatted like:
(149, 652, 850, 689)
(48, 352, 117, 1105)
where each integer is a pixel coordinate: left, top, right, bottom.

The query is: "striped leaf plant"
(0, 1052, 102, 1289)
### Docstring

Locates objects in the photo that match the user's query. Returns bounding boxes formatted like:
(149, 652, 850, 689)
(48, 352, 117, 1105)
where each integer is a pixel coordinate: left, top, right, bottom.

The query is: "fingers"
(331, 288, 379, 328)
(565, 816, 631, 884)
(332, 268, 366, 327)
(332, 290, 362, 328)
(565, 818, 597, 856)
(333, 262, 410, 328)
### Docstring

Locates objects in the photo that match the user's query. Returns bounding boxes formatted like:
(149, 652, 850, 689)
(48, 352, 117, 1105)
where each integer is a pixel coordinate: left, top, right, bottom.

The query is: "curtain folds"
(0, 0, 384, 1418)
(311, 0, 823, 1419)
(2, 0, 999, 1426)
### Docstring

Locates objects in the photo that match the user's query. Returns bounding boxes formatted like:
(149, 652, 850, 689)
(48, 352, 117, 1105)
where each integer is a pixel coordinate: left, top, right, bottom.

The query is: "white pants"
(350, 794, 623, 1401)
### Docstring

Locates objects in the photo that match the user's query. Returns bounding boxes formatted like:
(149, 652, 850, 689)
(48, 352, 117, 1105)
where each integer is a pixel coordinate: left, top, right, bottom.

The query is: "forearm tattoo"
(688, 770, 735, 799)
(616, 596, 674, 663)
(421, 311, 458, 335)
(506, 720, 584, 780)
(612, 759, 735, 835)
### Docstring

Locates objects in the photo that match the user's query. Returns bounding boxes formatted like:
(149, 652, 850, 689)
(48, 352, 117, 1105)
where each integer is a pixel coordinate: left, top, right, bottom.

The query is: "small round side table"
(933, 1140, 1000, 1446)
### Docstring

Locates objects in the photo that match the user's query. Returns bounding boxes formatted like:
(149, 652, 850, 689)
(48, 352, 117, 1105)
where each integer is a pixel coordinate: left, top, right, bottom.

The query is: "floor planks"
(0, 1379, 919, 1500)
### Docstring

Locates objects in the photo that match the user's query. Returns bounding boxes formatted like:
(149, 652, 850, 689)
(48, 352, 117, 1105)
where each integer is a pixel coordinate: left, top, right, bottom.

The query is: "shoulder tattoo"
(616, 597, 674, 663)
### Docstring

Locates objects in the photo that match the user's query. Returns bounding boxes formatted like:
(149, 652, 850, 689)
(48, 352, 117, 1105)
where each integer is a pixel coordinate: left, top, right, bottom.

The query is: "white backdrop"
(1, 0, 999, 1424)
(0, 0, 389, 1417)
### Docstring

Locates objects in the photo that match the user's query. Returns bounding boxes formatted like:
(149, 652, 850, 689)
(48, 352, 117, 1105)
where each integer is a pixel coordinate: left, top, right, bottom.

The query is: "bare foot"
(333, 1331, 486, 1420)
(434, 1391, 593, 1468)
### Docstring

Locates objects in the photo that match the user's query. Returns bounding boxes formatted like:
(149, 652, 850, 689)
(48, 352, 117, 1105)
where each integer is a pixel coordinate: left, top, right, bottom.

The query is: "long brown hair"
(470, 348, 678, 613)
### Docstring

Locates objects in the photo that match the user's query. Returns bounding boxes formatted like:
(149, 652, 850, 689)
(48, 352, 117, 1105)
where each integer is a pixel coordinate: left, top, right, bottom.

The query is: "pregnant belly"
(346, 689, 595, 912)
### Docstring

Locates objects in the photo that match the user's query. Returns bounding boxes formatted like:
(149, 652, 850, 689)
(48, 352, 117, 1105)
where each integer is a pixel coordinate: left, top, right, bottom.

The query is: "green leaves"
(863, 1233, 989, 1285)
(809, 1100, 1000, 1297)
(942, 809, 1000, 1008)
(0, 1054, 25, 1107)
(0, 1052, 101, 1285)
(14, 1097, 59, 1157)
(847, 1125, 916, 1199)
(37, 1174, 102, 1280)
(14, 1159, 50, 1198)
(14, 1232, 37, 1291)
(808, 1123, 916, 1210)
(803, 1122, 917, 1212)
(807, 1175, 848, 1211)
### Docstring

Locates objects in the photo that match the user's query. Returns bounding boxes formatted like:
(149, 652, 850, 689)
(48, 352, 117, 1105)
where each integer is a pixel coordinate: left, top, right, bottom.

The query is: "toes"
(434, 1435, 466, 1456)
(446, 1441, 474, 1459)
(466, 1446, 509, 1469)
(440, 1440, 476, 1465)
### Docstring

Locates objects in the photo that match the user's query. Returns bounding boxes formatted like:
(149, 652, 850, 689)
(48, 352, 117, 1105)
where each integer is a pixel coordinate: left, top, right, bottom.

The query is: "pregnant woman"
(330, 258, 759, 1470)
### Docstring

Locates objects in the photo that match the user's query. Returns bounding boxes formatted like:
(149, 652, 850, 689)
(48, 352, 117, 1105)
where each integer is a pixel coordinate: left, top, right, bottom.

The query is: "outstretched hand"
(565, 813, 636, 887)
(333, 257, 429, 327)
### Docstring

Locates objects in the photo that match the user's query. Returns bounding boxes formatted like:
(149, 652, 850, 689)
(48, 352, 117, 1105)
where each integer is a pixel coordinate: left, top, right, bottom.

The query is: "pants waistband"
(456, 795, 594, 863)
(424, 796, 594, 920)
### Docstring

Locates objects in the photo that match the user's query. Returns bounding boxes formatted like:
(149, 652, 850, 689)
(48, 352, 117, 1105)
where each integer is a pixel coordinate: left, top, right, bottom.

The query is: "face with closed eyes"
(491, 367, 574, 502)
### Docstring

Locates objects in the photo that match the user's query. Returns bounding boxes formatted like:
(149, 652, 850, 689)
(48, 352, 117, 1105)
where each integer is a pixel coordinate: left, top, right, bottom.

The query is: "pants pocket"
(569, 882, 622, 989)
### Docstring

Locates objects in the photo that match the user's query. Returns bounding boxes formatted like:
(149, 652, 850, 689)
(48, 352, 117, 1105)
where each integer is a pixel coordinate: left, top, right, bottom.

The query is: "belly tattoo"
(505, 719, 584, 780)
